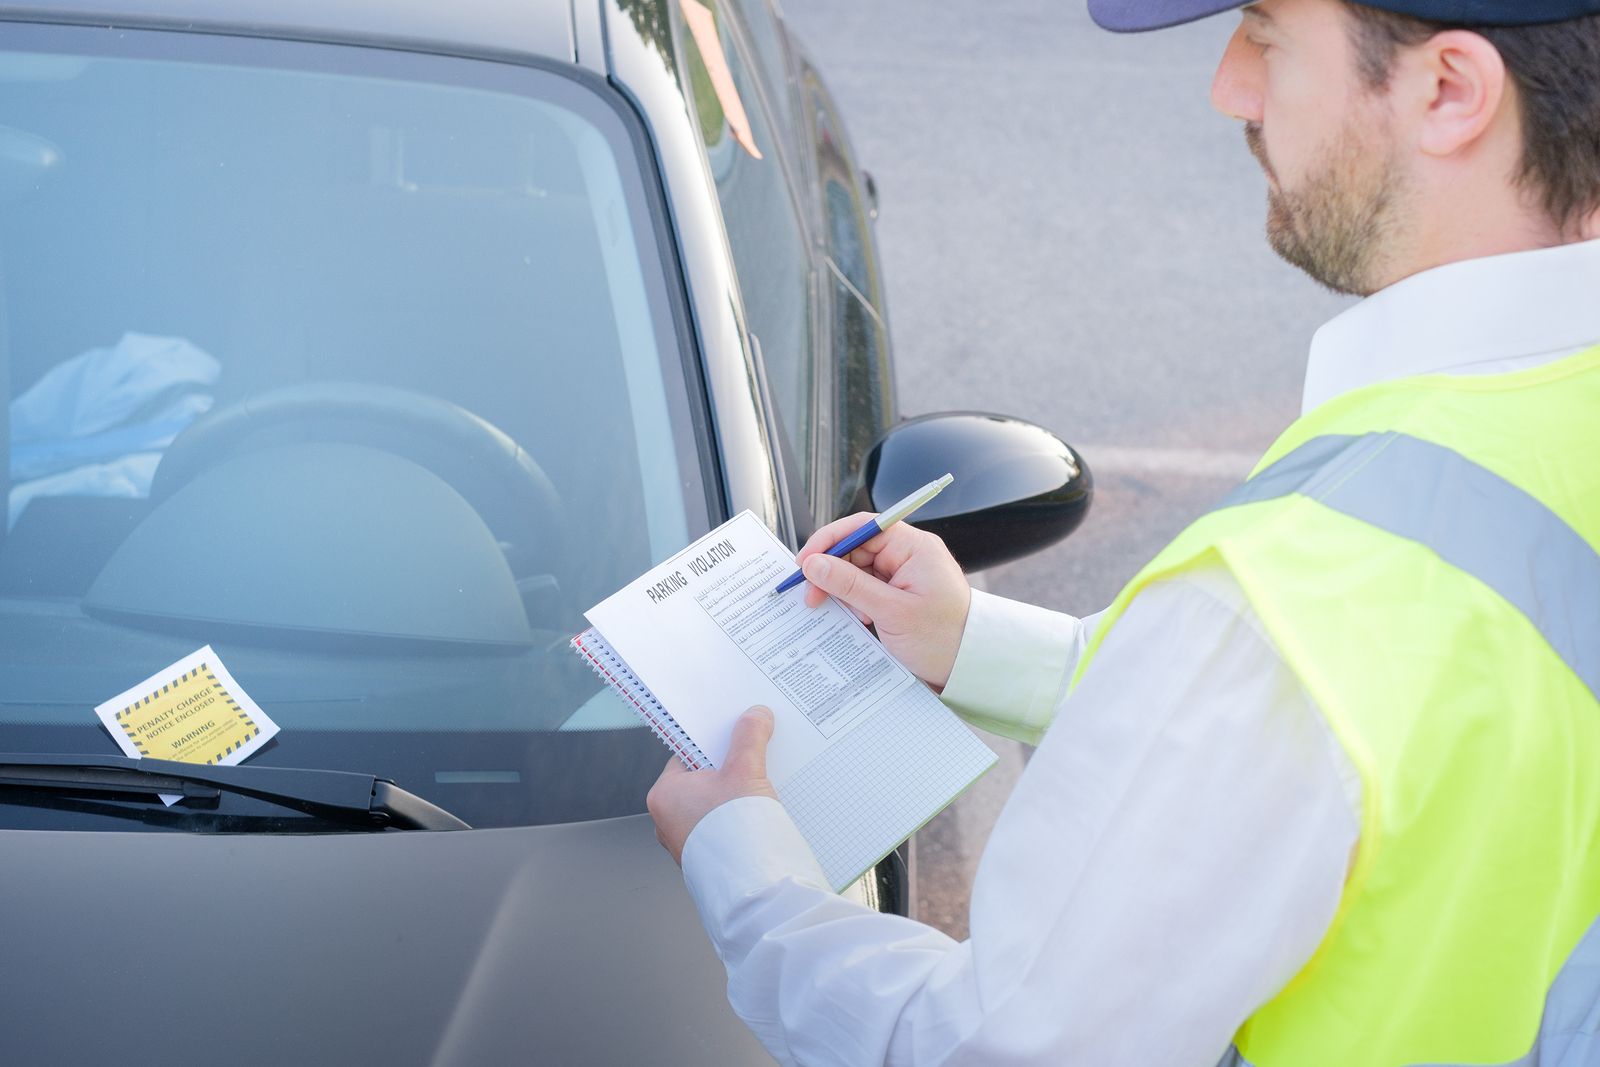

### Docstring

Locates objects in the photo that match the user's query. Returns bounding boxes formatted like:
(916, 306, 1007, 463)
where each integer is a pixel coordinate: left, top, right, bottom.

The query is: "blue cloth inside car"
(8, 332, 217, 526)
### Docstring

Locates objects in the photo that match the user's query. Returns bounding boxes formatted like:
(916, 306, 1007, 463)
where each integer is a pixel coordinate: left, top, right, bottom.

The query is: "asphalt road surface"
(783, 0, 1353, 938)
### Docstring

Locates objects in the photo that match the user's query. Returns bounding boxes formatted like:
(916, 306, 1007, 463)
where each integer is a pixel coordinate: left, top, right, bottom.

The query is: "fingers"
(723, 706, 774, 779)
(801, 552, 910, 621)
(803, 578, 873, 624)
(800, 511, 876, 556)
(796, 513, 877, 562)
(645, 757, 681, 844)
(801, 544, 886, 610)
(871, 525, 926, 583)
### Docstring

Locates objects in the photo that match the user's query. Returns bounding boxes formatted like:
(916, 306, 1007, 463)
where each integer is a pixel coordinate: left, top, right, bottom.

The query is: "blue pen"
(774, 473, 954, 594)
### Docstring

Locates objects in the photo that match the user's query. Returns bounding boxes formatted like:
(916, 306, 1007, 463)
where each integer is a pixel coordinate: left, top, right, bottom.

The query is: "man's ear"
(1580, 205, 1600, 242)
(1399, 29, 1510, 160)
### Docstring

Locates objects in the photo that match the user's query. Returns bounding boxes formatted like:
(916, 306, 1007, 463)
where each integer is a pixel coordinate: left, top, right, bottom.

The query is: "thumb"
(802, 554, 907, 620)
(722, 705, 774, 780)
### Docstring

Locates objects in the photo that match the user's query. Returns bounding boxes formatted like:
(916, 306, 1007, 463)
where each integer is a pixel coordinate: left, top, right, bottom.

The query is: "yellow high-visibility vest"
(1072, 345, 1600, 1067)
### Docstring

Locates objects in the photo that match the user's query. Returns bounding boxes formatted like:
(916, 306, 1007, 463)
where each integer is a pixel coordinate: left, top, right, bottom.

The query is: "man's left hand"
(647, 706, 779, 864)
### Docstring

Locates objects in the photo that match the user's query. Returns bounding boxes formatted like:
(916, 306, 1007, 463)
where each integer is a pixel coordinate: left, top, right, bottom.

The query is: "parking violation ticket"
(95, 645, 280, 805)
(582, 511, 997, 890)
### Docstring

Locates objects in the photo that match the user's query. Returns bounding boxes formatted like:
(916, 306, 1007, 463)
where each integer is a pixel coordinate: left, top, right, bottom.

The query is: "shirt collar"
(1302, 237, 1600, 414)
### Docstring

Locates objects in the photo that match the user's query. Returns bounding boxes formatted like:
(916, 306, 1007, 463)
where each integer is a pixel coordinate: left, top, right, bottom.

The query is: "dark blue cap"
(1089, 0, 1600, 32)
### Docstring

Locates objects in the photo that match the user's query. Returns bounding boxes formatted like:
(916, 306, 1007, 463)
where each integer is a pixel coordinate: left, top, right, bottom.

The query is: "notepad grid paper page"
(777, 682, 996, 891)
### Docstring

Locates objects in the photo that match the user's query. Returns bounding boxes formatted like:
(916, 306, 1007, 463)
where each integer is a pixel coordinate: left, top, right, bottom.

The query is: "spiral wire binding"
(571, 628, 709, 770)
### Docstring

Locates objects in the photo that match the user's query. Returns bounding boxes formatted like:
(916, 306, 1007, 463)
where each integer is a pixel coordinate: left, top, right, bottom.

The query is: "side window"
(826, 178, 872, 298)
(675, 0, 816, 492)
(807, 72, 886, 313)
(806, 73, 894, 504)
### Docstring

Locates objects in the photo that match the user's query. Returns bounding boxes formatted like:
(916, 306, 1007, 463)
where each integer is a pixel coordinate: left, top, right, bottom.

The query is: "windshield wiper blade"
(0, 753, 469, 830)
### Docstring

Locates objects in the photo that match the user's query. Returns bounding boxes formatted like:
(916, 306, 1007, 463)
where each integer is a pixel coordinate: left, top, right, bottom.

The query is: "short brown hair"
(1344, 3, 1600, 231)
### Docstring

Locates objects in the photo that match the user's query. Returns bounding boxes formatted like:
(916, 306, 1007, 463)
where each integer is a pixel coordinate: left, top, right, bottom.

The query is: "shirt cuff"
(939, 589, 1086, 745)
(681, 795, 833, 958)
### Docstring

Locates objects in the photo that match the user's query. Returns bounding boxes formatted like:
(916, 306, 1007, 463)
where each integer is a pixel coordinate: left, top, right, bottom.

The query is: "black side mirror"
(854, 412, 1091, 572)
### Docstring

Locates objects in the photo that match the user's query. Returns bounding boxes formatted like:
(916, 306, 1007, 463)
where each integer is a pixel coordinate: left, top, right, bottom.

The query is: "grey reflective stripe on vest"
(1218, 431, 1600, 703)
(1212, 910, 1600, 1067)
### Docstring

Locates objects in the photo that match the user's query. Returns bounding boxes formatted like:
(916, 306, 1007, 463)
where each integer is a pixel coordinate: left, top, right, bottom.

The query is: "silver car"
(0, 0, 1089, 1061)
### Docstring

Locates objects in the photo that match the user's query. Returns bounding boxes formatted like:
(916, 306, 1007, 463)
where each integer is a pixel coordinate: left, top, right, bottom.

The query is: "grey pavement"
(782, 0, 1352, 938)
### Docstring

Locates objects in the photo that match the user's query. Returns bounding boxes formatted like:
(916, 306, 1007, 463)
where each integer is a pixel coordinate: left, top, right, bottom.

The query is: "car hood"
(0, 814, 775, 1065)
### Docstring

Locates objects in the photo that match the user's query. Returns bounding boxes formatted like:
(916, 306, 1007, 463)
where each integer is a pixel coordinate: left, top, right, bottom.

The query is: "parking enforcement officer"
(646, 1, 1600, 1063)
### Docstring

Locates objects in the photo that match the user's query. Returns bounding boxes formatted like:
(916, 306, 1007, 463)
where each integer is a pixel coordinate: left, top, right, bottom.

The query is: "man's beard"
(1245, 118, 1407, 297)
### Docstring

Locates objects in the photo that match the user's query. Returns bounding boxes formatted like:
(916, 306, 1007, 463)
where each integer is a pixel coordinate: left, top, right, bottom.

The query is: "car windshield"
(0, 27, 712, 830)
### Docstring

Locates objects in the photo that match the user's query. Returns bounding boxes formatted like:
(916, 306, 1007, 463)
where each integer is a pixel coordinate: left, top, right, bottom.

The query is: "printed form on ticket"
(95, 645, 280, 804)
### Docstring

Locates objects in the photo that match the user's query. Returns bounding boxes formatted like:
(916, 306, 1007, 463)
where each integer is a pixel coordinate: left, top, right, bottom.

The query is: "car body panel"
(574, 0, 607, 74)
(0, 0, 577, 66)
(0, 815, 773, 1063)
(0, 2, 907, 1062)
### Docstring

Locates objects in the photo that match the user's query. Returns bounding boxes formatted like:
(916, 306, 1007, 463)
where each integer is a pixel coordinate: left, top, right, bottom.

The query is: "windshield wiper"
(0, 753, 469, 830)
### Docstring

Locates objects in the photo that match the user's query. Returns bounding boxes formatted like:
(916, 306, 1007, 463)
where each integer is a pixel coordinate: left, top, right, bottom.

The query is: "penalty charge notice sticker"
(95, 645, 280, 804)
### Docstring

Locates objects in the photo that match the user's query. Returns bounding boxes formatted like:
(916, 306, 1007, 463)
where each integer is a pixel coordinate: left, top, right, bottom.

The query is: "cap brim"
(1087, 0, 1253, 32)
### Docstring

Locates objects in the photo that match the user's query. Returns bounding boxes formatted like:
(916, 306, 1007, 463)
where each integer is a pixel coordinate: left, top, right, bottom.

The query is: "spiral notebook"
(571, 629, 709, 770)
(571, 510, 997, 892)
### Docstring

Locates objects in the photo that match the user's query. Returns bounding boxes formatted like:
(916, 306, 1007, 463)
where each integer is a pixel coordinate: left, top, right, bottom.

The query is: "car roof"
(0, 0, 581, 66)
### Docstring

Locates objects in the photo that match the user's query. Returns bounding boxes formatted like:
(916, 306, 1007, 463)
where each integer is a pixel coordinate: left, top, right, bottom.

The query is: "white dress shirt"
(680, 238, 1600, 1066)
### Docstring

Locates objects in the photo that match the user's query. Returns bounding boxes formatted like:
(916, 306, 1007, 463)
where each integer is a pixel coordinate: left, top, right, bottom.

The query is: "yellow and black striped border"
(112, 662, 261, 764)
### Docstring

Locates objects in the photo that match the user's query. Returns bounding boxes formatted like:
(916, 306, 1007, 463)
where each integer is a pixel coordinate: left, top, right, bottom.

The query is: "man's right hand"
(795, 513, 971, 690)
